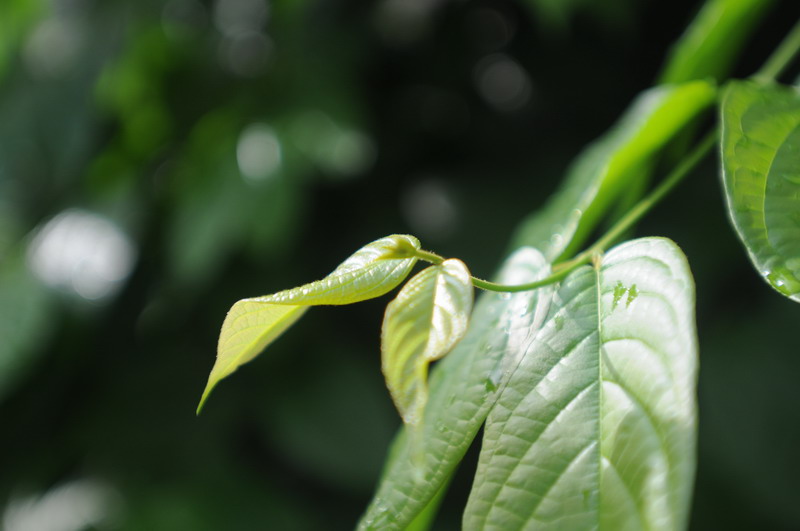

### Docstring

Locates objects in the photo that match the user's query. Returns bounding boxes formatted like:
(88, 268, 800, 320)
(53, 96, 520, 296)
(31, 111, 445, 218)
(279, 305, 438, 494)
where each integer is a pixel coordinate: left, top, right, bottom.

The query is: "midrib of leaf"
(731, 108, 790, 239)
(594, 258, 607, 529)
(727, 85, 790, 240)
(217, 304, 307, 373)
(421, 272, 443, 356)
(262, 258, 412, 305)
(760, 123, 800, 249)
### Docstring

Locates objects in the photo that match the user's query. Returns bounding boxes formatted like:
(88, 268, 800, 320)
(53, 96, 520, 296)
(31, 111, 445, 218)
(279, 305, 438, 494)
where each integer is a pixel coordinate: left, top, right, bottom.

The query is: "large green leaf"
(659, 0, 773, 84)
(720, 81, 800, 301)
(511, 81, 715, 261)
(198, 234, 421, 412)
(359, 248, 554, 530)
(464, 237, 698, 530)
(381, 259, 474, 428)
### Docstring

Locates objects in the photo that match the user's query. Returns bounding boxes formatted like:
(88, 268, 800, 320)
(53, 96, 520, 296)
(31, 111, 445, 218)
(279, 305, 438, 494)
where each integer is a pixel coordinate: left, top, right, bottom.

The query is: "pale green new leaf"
(464, 237, 697, 530)
(720, 81, 800, 302)
(381, 259, 473, 427)
(511, 81, 715, 261)
(360, 248, 554, 530)
(198, 234, 421, 412)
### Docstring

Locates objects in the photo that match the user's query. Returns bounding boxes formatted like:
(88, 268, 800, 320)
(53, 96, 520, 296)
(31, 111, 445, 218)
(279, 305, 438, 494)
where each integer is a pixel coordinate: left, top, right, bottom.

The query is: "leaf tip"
(196, 380, 217, 416)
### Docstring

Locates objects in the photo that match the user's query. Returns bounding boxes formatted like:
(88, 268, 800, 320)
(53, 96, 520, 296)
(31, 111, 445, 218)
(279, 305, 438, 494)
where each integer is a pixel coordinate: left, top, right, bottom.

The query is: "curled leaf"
(381, 259, 474, 427)
(198, 234, 421, 413)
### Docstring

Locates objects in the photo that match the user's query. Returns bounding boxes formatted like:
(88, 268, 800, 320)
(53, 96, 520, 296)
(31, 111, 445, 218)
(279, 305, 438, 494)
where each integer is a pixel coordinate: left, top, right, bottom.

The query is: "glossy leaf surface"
(464, 238, 698, 530)
(381, 259, 474, 427)
(199, 234, 421, 411)
(720, 81, 800, 302)
(360, 248, 554, 530)
(512, 81, 715, 261)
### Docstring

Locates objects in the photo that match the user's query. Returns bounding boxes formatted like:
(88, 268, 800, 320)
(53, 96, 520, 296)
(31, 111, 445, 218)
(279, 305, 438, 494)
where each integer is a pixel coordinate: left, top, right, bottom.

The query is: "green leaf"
(360, 248, 554, 530)
(511, 81, 715, 261)
(464, 237, 698, 530)
(659, 0, 774, 84)
(720, 80, 800, 301)
(381, 259, 474, 428)
(198, 234, 421, 412)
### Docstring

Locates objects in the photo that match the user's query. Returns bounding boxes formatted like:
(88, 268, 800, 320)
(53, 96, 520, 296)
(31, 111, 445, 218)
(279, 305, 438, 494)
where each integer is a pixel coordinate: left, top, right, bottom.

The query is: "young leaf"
(720, 80, 800, 302)
(360, 248, 554, 530)
(464, 237, 698, 530)
(381, 259, 473, 427)
(511, 80, 715, 261)
(198, 234, 421, 412)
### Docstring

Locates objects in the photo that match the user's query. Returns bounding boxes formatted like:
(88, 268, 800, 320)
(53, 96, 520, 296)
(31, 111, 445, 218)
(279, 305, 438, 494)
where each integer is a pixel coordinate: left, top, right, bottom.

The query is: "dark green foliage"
(0, 0, 799, 530)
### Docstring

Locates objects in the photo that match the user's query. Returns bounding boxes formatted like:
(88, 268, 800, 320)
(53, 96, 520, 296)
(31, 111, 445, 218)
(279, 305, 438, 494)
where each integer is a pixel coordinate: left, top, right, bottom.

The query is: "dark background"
(0, 0, 798, 529)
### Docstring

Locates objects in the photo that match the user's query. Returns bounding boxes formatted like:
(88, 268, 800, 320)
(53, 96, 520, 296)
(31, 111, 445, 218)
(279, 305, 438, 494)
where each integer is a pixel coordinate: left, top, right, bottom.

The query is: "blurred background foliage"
(0, 0, 798, 529)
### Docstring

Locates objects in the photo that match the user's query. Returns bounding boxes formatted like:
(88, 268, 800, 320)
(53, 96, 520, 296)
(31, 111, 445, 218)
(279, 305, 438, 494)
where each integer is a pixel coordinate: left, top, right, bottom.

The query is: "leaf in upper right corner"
(720, 80, 800, 302)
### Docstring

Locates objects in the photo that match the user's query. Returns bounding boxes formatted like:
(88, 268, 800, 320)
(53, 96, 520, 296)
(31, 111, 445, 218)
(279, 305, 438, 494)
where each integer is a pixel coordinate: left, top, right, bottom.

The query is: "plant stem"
(413, 249, 444, 265)
(754, 17, 800, 82)
(584, 130, 716, 255)
(460, 130, 717, 293)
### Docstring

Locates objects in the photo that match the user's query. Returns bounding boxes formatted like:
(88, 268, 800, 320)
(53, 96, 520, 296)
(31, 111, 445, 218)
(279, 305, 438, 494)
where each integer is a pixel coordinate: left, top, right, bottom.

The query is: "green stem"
(584, 130, 717, 254)
(442, 130, 717, 294)
(754, 17, 800, 82)
(470, 267, 574, 293)
(414, 249, 444, 265)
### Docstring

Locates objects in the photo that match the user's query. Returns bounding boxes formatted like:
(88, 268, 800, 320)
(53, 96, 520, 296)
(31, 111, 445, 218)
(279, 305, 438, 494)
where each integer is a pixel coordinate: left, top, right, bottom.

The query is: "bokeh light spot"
(474, 53, 532, 112)
(3, 479, 118, 531)
(26, 210, 137, 302)
(401, 179, 458, 240)
(23, 17, 84, 79)
(213, 0, 268, 38)
(237, 123, 282, 184)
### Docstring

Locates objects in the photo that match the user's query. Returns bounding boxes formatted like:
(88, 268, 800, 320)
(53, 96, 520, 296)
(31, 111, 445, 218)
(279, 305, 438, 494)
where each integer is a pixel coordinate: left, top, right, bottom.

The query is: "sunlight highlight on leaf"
(198, 234, 421, 412)
(464, 237, 698, 530)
